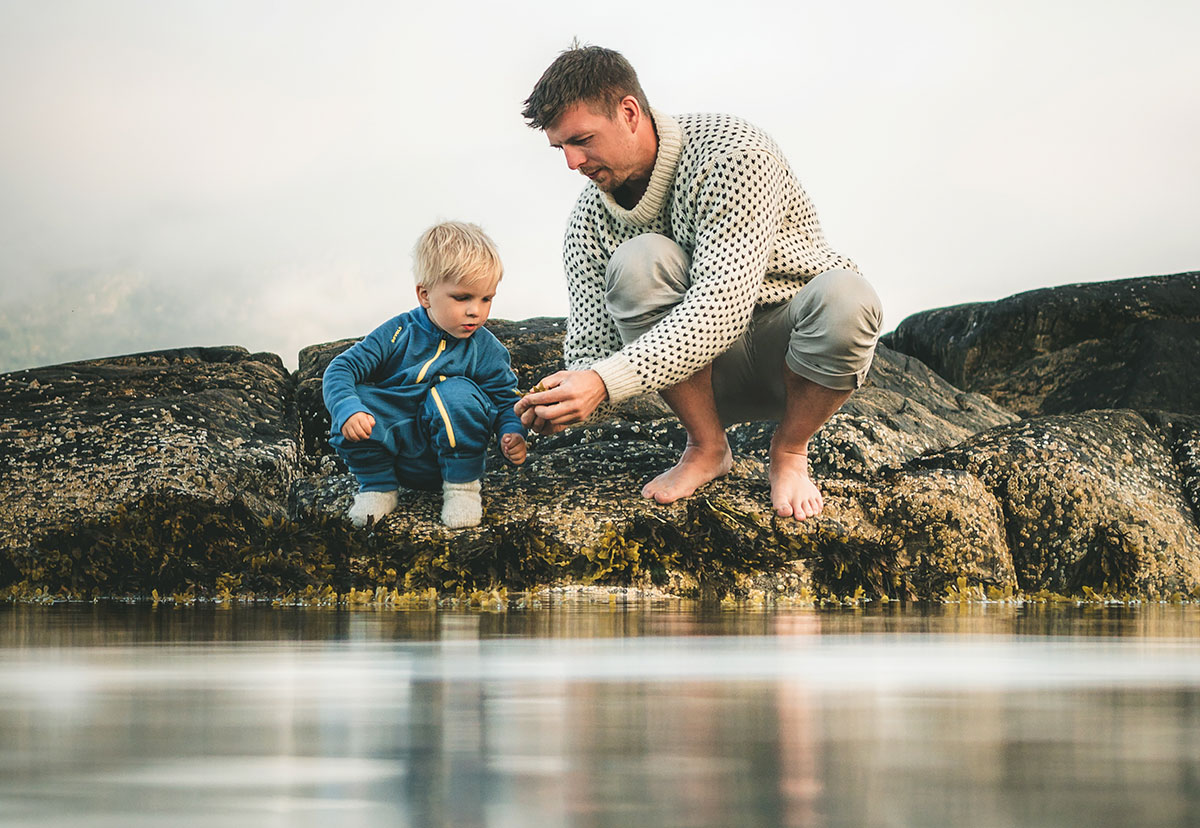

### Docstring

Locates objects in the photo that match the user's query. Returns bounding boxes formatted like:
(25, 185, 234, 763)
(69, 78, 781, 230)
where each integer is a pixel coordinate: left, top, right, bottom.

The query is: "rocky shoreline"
(3, 272, 1199, 603)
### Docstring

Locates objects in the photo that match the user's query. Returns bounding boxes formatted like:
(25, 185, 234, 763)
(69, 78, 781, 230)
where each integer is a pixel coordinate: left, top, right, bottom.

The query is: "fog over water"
(2, 0, 1197, 373)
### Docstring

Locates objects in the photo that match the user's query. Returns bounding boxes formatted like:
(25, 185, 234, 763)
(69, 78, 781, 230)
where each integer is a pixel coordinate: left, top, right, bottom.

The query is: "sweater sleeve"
(557, 205, 632, 420)
(561, 198, 625, 373)
(322, 321, 396, 433)
(590, 149, 788, 401)
(472, 338, 527, 438)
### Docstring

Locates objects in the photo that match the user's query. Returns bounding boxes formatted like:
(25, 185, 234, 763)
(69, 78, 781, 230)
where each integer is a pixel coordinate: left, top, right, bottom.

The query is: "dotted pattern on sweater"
(562, 111, 858, 402)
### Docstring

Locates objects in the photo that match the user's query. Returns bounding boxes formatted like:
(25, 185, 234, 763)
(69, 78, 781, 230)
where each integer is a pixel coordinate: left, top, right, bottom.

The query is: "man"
(514, 44, 882, 520)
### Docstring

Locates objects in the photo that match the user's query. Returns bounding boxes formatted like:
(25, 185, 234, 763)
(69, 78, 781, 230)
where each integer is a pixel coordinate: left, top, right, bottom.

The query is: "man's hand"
(514, 369, 607, 435)
(341, 411, 376, 442)
(500, 432, 527, 465)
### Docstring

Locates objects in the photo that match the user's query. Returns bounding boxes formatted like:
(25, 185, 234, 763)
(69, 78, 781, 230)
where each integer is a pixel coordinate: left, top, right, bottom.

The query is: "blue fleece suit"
(322, 306, 526, 492)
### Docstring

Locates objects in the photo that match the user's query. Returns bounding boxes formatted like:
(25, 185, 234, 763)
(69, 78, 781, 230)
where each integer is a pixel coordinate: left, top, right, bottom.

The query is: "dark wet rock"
(804, 343, 1018, 478)
(282, 326, 1198, 600)
(0, 346, 313, 596)
(908, 410, 1200, 596)
(294, 336, 355, 459)
(885, 271, 1200, 416)
(4, 302, 1200, 602)
(1144, 412, 1200, 518)
(484, 317, 569, 391)
(286, 406, 1199, 600)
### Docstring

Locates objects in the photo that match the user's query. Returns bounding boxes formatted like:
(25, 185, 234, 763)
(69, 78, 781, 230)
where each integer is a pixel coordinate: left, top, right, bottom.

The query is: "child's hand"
(341, 411, 376, 442)
(501, 432, 527, 465)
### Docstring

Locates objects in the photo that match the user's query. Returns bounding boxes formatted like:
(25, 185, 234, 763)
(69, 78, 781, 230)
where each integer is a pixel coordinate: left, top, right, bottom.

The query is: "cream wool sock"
(441, 480, 482, 529)
(347, 489, 399, 528)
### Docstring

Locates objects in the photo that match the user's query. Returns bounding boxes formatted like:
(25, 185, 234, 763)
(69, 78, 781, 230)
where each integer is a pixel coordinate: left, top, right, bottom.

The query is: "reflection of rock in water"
(3, 276, 1200, 601)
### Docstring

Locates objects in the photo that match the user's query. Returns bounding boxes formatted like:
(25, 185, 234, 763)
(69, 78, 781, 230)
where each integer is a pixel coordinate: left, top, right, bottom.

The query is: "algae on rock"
(5, 275, 1200, 601)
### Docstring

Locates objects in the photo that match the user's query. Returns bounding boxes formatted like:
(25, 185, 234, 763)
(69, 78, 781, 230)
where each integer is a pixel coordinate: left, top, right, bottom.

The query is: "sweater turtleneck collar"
(597, 109, 682, 227)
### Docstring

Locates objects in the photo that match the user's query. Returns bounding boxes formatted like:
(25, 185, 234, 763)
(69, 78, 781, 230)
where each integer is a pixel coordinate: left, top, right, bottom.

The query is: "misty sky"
(1, 0, 1197, 373)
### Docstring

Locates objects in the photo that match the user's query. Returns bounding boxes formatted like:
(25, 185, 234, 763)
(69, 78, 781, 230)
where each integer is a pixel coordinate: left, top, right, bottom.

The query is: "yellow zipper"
(429, 386, 456, 448)
(415, 339, 446, 383)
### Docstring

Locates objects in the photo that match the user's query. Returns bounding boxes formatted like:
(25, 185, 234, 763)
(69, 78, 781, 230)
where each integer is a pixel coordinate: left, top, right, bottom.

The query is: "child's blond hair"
(412, 221, 503, 288)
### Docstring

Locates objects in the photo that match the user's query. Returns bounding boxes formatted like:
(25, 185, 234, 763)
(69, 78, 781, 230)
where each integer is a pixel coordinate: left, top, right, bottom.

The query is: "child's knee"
(431, 376, 487, 406)
(423, 379, 493, 448)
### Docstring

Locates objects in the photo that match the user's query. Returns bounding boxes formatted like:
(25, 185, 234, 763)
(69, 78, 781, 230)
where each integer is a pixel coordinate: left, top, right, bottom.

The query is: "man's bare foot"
(769, 450, 823, 520)
(642, 443, 734, 504)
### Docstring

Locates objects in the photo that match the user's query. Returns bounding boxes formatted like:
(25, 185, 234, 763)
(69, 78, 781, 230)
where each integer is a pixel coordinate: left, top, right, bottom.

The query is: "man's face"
(545, 101, 641, 194)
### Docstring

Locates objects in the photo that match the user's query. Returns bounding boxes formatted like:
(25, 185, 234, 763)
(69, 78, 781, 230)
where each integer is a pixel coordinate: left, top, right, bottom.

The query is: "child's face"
(416, 277, 497, 339)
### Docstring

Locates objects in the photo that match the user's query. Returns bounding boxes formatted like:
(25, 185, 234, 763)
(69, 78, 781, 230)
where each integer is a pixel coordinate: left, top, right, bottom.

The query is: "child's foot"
(348, 489, 399, 527)
(441, 480, 482, 528)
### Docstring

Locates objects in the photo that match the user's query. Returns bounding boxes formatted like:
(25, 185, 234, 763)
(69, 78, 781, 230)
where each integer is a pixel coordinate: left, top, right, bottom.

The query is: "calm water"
(2, 600, 1199, 827)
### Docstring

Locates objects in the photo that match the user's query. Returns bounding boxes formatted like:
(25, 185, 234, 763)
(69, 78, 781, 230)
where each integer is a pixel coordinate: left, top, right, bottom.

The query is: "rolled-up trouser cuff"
(440, 455, 485, 484)
(784, 350, 877, 391)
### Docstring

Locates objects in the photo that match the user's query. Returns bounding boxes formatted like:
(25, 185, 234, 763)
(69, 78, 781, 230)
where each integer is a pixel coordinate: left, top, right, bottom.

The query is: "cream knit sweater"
(563, 110, 858, 403)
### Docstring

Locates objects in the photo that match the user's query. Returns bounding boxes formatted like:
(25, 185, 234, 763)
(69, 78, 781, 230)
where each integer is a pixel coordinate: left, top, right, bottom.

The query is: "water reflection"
(3, 601, 1200, 646)
(0, 603, 1198, 827)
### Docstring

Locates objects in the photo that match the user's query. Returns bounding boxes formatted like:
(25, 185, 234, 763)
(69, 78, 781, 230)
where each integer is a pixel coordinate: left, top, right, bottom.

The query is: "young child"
(322, 221, 527, 529)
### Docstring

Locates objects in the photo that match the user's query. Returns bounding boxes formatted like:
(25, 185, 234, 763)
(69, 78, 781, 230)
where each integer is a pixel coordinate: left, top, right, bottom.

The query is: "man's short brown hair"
(522, 43, 651, 131)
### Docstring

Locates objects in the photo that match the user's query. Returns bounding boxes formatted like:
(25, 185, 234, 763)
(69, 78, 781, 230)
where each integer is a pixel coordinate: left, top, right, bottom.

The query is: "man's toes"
(642, 471, 670, 500)
(653, 481, 688, 504)
(644, 481, 669, 501)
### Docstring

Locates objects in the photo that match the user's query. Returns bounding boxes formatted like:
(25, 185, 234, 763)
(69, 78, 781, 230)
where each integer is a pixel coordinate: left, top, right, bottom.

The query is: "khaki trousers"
(604, 233, 883, 425)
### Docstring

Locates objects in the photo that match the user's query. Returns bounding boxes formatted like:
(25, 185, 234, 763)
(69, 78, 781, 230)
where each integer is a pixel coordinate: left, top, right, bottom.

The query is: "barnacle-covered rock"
(6, 278, 1200, 602)
(289, 426, 1021, 601)
(909, 410, 1200, 595)
(0, 346, 305, 597)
